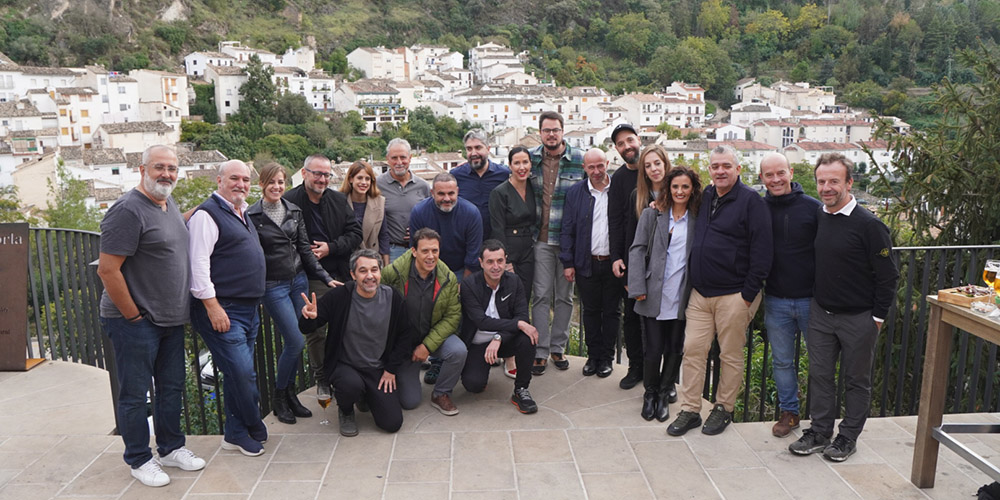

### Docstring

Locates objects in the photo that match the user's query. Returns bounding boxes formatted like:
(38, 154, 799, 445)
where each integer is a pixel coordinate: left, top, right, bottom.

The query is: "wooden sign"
(0, 223, 42, 371)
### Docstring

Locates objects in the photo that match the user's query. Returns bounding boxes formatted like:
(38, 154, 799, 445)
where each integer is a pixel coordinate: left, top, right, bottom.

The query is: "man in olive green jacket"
(382, 228, 466, 415)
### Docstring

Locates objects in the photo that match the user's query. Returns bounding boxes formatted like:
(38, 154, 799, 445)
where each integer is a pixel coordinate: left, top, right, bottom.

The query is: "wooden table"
(911, 295, 1000, 488)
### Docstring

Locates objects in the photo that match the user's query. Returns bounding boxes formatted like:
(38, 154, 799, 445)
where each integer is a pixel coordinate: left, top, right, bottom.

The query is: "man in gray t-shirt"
(96, 145, 205, 488)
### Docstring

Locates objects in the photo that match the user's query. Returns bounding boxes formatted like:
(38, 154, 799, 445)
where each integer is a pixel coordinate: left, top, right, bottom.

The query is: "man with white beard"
(97, 145, 206, 487)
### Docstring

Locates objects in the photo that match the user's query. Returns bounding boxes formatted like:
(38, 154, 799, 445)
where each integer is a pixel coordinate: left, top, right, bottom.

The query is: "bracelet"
(127, 313, 142, 321)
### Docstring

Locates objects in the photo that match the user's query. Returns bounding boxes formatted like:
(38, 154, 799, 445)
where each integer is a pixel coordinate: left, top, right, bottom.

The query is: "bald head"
(216, 160, 252, 206)
(583, 148, 609, 189)
(759, 152, 794, 197)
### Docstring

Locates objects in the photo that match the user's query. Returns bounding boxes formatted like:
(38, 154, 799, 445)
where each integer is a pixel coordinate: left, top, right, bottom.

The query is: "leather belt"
(592, 255, 610, 261)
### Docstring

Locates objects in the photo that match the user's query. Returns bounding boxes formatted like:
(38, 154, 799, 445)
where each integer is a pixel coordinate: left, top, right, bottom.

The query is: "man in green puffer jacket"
(381, 228, 466, 415)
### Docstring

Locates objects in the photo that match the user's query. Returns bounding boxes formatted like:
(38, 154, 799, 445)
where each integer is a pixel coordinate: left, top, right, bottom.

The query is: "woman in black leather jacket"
(247, 163, 338, 425)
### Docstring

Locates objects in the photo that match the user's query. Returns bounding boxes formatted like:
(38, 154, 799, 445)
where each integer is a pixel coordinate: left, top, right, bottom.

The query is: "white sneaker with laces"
(159, 447, 206, 471)
(131, 458, 170, 487)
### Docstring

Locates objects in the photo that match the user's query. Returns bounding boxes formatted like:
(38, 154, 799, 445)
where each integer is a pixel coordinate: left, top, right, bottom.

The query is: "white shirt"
(188, 192, 249, 300)
(823, 194, 856, 216)
(589, 175, 611, 256)
(657, 210, 688, 320)
(472, 286, 500, 344)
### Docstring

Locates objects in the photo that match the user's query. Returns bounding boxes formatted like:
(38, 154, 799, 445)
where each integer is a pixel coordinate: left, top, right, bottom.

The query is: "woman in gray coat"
(628, 165, 701, 422)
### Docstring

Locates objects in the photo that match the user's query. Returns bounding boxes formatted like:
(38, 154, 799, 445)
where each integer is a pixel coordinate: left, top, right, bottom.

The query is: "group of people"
(96, 110, 899, 488)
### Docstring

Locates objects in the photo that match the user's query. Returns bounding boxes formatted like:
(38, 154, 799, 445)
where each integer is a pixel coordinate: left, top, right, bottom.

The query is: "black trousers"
(641, 316, 685, 366)
(462, 332, 534, 391)
(806, 299, 879, 441)
(577, 259, 622, 362)
(622, 295, 643, 368)
(330, 363, 403, 433)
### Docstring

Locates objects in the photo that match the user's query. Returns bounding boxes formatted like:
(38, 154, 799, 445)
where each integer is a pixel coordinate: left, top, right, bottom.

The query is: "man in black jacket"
(667, 145, 773, 438)
(608, 123, 645, 390)
(299, 249, 414, 437)
(460, 240, 539, 414)
(284, 154, 362, 397)
(789, 153, 898, 462)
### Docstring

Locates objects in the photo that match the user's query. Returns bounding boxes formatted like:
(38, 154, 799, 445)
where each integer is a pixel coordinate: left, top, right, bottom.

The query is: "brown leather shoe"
(772, 411, 800, 437)
(431, 393, 459, 416)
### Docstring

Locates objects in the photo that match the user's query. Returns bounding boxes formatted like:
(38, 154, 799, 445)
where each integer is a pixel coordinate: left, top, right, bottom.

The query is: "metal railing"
(23, 227, 1000, 431)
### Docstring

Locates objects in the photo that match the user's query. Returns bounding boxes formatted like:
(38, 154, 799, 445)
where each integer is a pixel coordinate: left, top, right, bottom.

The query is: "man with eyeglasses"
(284, 154, 362, 399)
(528, 111, 586, 375)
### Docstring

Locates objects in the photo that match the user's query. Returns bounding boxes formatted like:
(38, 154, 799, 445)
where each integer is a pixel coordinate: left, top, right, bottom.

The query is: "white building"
(469, 42, 523, 83)
(730, 102, 791, 127)
(741, 80, 837, 113)
(204, 64, 247, 122)
(333, 80, 405, 132)
(409, 45, 462, 77)
(93, 121, 179, 153)
(0, 100, 45, 137)
(105, 75, 140, 123)
(219, 41, 277, 66)
(129, 70, 190, 118)
(278, 45, 316, 73)
(52, 87, 102, 148)
(184, 51, 237, 77)
(347, 47, 407, 81)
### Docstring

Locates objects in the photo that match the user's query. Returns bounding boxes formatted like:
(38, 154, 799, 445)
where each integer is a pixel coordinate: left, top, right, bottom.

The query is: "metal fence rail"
(22, 227, 1000, 432)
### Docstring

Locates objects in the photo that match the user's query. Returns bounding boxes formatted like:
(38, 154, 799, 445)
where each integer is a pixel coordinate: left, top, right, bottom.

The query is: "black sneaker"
(822, 434, 857, 462)
(338, 408, 358, 437)
(511, 387, 538, 414)
(619, 366, 643, 390)
(667, 410, 703, 436)
(424, 361, 442, 384)
(701, 403, 732, 435)
(531, 358, 546, 376)
(788, 428, 831, 456)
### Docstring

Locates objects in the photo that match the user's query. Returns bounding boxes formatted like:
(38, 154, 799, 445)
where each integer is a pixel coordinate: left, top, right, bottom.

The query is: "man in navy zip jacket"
(560, 148, 620, 378)
(668, 145, 773, 437)
(409, 172, 483, 276)
(759, 153, 821, 438)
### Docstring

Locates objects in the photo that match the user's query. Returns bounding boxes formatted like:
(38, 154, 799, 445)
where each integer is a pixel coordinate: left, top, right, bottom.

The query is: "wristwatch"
(493, 333, 502, 343)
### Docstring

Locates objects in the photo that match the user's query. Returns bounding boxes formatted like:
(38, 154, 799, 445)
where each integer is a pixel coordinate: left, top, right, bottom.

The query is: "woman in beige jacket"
(340, 161, 390, 265)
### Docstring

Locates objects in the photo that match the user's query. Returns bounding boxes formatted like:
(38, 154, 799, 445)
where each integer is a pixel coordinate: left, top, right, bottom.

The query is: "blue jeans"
(262, 272, 308, 390)
(764, 296, 811, 414)
(101, 316, 185, 468)
(191, 298, 263, 441)
(390, 244, 409, 262)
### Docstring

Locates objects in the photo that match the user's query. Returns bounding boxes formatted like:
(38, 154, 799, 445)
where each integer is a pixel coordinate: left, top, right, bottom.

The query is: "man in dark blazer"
(560, 148, 621, 378)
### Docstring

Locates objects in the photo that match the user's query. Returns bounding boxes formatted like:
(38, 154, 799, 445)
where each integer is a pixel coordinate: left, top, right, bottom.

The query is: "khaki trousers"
(679, 290, 761, 413)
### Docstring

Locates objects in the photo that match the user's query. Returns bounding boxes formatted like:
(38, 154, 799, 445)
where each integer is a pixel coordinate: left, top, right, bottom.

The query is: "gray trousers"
(531, 242, 573, 358)
(396, 334, 468, 409)
(806, 298, 879, 441)
(305, 280, 334, 385)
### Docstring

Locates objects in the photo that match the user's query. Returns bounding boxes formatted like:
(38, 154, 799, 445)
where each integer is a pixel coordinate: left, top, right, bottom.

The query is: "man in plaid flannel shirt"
(528, 110, 586, 375)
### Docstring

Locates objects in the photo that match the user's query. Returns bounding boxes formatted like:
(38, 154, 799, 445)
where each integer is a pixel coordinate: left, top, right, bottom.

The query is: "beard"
(470, 156, 487, 171)
(143, 174, 175, 200)
(621, 148, 639, 165)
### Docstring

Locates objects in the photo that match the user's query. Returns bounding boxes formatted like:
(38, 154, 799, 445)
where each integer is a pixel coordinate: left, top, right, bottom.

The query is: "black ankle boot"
(285, 387, 313, 418)
(273, 388, 296, 424)
(656, 354, 682, 422)
(641, 391, 657, 421)
(654, 391, 671, 422)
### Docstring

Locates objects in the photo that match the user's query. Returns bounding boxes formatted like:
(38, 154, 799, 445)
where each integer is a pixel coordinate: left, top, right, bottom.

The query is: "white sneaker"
(160, 447, 206, 471)
(131, 458, 170, 487)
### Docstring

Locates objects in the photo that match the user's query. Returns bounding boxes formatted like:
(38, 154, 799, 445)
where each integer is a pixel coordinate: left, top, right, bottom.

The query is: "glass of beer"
(984, 260, 1000, 289)
(318, 393, 332, 425)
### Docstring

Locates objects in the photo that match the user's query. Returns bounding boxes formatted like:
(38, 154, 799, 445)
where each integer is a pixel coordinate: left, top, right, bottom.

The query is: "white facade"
(347, 47, 407, 81)
(129, 70, 190, 118)
(278, 46, 316, 72)
(741, 81, 837, 113)
(333, 80, 405, 133)
(729, 101, 791, 127)
(105, 76, 140, 123)
(93, 121, 179, 154)
(219, 41, 277, 66)
(184, 51, 237, 77)
(204, 65, 247, 122)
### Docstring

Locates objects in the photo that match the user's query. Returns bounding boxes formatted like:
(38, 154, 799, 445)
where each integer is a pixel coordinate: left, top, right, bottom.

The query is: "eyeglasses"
(304, 167, 332, 179)
(540, 128, 563, 135)
(149, 163, 178, 173)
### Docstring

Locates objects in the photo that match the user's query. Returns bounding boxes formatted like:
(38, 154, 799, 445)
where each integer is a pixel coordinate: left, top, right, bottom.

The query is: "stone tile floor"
(0, 358, 996, 499)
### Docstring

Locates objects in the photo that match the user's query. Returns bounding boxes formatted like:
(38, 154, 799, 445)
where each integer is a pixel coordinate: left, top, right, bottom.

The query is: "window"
(120, 104, 127, 111)
(226, 89, 232, 96)
(225, 100, 230, 107)
(118, 86, 126, 94)
(102, 95, 108, 103)
(0, 120, 5, 126)
(81, 110, 89, 118)
(61, 127, 69, 135)
(59, 109, 66, 116)
(111, 167, 119, 175)
(82, 126, 90, 134)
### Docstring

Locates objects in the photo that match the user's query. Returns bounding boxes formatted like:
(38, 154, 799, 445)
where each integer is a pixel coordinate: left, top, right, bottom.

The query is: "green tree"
(607, 12, 655, 60)
(232, 55, 276, 138)
(180, 120, 216, 144)
(0, 186, 34, 223)
(275, 93, 315, 125)
(871, 44, 1000, 245)
(171, 177, 218, 212)
(190, 84, 218, 124)
(44, 167, 101, 232)
(256, 134, 312, 170)
(697, 0, 728, 40)
(153, 23, 188, 54)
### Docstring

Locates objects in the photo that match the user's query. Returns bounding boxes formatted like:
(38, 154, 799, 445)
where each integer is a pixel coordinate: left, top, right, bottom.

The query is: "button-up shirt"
(658, 210, 689, 321)
(376, 171, 430, 246)
(452, 159, 510, 240)
(588, 175, 611, 256)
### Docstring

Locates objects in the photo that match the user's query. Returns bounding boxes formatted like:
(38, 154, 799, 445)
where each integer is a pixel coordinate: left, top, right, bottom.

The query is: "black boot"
(641, 361, 660, 421)
(286, 387, 313, 418)
(273, 388, 296, 424)
(655, 354, 683, 422)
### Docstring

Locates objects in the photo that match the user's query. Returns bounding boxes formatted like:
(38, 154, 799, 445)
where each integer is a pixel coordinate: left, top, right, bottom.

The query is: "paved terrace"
(0, 358, 995, 500)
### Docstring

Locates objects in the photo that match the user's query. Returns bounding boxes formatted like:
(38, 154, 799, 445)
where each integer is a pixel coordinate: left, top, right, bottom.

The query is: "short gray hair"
(302, 154, 331, 171)
(141, 145, 176, 166)
(710, 144, 742, 165)
(463, 128, 489, 146)
(386, 137, 412, 156)
(217, 159, 251, 177)
(432, 172, 457, 187)
(349, 248, 382, 273)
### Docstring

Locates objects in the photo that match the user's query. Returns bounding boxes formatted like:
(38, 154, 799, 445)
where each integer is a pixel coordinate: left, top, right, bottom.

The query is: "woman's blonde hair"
(635, 145, 671, 219)
(339, 160, 381, 198)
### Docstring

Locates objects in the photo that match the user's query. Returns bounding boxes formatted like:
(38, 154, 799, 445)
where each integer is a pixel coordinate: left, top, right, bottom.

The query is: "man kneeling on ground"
(460, 239, 539, 414)
(299, 249, 415, 436)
